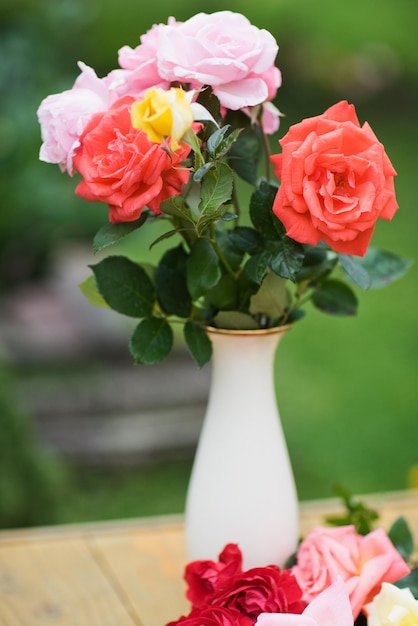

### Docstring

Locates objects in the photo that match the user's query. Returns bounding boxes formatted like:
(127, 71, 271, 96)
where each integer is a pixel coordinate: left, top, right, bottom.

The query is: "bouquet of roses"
(166, 494, 418, 626)
(37, 11, 411, 367)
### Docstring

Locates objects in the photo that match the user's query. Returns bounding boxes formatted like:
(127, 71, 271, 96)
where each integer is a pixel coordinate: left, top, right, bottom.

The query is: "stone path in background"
(0, 248, 210, 466)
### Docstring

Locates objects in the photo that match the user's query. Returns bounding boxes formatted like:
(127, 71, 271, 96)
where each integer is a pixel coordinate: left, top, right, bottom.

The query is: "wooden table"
(0, 490, 417, 626)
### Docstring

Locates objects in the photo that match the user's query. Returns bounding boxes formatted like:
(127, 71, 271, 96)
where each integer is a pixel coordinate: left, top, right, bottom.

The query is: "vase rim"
(204, 324, 292, 337)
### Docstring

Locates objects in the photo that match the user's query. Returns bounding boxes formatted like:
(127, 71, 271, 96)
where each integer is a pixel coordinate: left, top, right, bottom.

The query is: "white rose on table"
(367, 582, 418, 626)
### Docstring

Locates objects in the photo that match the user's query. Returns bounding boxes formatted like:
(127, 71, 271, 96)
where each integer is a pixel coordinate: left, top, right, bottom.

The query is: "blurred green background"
(0, 0, 417, 528)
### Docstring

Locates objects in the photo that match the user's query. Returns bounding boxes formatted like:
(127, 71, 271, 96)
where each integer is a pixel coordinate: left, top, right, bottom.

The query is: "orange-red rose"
(271, 100, 399, 256)
(73, 96, 190, 223)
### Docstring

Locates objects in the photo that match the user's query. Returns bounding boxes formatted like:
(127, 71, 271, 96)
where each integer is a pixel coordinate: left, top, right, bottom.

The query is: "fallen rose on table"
(166, 493, 418, 626)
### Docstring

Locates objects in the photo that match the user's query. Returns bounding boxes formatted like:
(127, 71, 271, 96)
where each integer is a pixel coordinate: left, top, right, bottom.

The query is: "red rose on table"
(167, 606, 253, 626)
(212, 566, 305, 619)
(73, 96, 190, 223)
(184, 544, 304, 620)
(271, 100, 399, 256)
(185, 544, 243, 608)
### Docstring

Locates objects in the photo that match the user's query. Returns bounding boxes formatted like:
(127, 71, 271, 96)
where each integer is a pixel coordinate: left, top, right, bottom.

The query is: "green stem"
(260, 116, 272, 183)
(209, 223, 238, 279)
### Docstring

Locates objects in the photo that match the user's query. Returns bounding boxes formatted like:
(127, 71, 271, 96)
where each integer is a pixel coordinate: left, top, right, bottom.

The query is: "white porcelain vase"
(185, 325, 299, 569)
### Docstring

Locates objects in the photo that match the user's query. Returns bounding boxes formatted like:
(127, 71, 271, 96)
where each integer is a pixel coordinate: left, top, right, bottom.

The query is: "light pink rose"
(157, 11, 279, 110)
(116, 19, 179, 98)
(292, 525, 411, 619)
(37, 62, 116, 174)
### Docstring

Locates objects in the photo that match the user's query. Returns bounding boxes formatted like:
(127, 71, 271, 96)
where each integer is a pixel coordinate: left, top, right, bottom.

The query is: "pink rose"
(73, 96, 191, 222)
(37, 62, 115, 174)
(116, 20, 179, 98)
(157, 11, 279, 110)
(292, 525, 411, 618)
(271, 100, 399, 256)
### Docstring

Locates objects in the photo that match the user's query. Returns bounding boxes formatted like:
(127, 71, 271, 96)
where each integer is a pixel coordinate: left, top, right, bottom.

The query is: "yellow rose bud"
(131, 87, 193, 150)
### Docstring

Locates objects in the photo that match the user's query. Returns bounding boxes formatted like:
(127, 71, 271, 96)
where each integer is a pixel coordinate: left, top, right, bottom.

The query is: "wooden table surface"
(0, 490, 417, 626)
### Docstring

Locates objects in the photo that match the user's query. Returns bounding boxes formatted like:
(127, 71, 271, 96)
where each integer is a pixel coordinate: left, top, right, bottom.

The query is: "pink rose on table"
(292, 525, 410, 619)
(37, 62, 115, 175)
(271, 100, 399, 256)
(157, 11, 279, 110)
(73, 96, 191, 223)
(167, 606, 253, 626)
(184, 544, 304, 620)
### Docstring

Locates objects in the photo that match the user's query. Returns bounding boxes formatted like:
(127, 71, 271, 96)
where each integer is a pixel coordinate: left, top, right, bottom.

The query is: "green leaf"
(339, 254, 372, 289)
(160, 196, 194, 222)
(249, 180, 280, 238)
(355, 249, 413, 288)
(249, 271, 289, 319)
(326, 486, 379, 535)
(93, 216, 148, 253)
(193, 162, 214, 183)
(312, 279, 358, 316)
(388, 517, 414, 560)
(196, 87, 222, 126)
(270, 239, 305, 281)
(155, 246, 191, 317)
(205, 274, 238, 310)
(229, 226, 263, 255)
(207, 126, 242, 160)
(186, 238, 222, 300)
(183, 321, 212, 368)
(296, 246, 335, 282)
(228, 125, 262, 184)
(129, 317, 173, 365)
(395, 569, 418, 598)
(244, 251, 271, 285)
(90, 256, 155, 318)
(216, 230, 245, 271)
(78, 275, 109, 309)
(198, 161, 233, 215)
(213, 311, 260, 330)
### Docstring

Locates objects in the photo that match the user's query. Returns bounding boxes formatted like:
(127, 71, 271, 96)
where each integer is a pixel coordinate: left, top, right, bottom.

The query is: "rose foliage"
(166, 497, 418, 626)
(37, 10, 412, 367)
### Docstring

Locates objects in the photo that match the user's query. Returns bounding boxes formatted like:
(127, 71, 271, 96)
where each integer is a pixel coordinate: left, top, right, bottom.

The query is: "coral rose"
(157, 11, 279, 110)
(73, 96, 191, 223)
(292, 525, 410, 619)
(271, 100, 399, 256)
